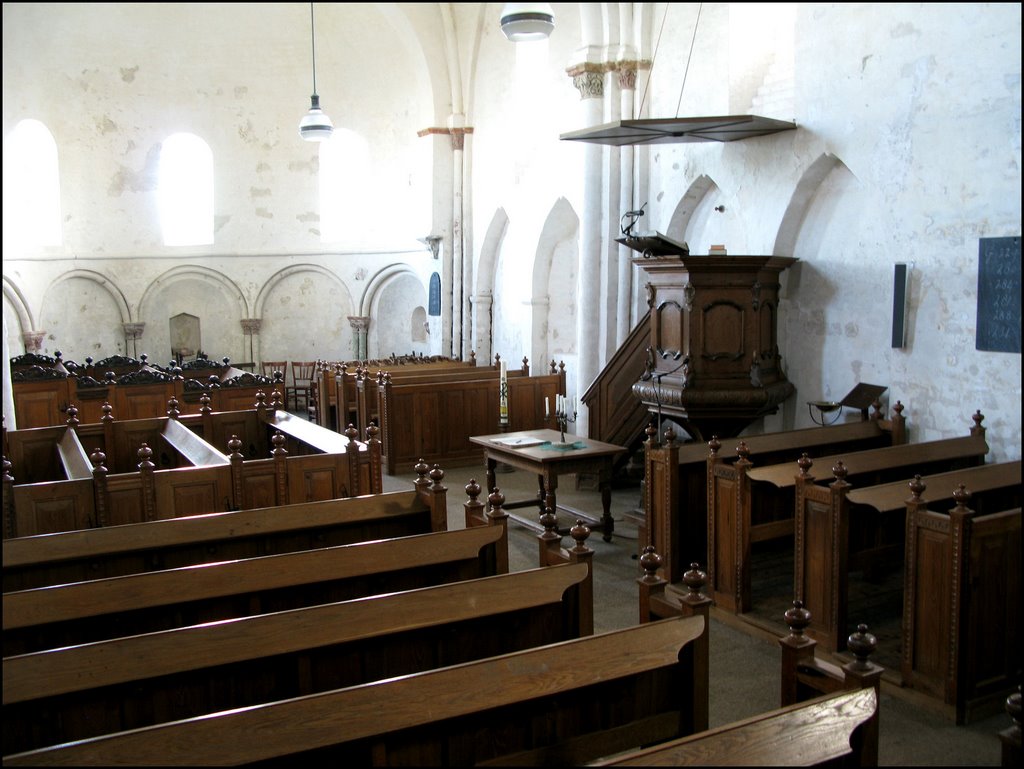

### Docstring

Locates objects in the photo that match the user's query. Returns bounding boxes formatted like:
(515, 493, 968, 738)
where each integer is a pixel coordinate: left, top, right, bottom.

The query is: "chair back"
(291, 361, 315, 386)
(262, 361, 288, 385)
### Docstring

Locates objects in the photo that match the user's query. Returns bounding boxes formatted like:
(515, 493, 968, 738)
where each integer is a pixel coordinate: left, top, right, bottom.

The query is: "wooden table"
(469, 429, 626, 542)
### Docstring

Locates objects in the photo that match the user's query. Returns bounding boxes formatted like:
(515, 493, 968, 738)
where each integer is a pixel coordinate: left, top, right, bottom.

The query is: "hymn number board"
(976, 236, 1021, 353)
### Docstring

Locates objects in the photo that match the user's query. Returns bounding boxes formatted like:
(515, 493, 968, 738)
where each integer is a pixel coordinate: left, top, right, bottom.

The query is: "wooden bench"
(591, 687, 878, 767)
(3, 466, 448, 591)
(2, 521, 510, 656)
(643, 404, 907, 585)
(903, 480, 1021, 724)
(3, 615, 708, 767)
(709, 426, 988, 613)
(795, 460, 1022, 655)
(3, 561, 593, 754)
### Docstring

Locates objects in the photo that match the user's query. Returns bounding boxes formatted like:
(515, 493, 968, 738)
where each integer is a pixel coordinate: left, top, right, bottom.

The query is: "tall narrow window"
(2, 119, 62, 251)
(159, 133, 213, 246)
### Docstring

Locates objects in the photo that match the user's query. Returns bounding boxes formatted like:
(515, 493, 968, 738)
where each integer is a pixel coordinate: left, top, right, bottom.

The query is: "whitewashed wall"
(3, 3, 1020, 463)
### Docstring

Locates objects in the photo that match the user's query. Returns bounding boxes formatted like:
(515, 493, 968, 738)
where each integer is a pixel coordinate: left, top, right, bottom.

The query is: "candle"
(545, 397, 550, 417)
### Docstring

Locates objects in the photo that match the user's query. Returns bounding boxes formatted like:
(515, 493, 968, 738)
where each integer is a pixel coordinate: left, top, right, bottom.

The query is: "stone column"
(122, 322, 145, 359)
(348, 316, 370, 362)
(471, 291, 493, 365)
(566, 63, 605, 438)
(3, 314, 16, 429)
(241, 318, 261, 368)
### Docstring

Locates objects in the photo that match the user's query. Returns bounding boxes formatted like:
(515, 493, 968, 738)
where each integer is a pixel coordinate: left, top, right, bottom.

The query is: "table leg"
(599, 473, 615, 542)
(486, 457, 497, 497)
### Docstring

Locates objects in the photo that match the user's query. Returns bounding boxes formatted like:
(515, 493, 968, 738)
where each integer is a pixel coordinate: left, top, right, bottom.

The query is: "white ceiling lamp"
(299, 2, 333, 142)
(500, 3, 554, 42)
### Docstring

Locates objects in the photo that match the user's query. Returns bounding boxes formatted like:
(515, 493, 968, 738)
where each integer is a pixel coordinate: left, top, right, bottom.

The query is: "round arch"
(141, 264, 248, 320)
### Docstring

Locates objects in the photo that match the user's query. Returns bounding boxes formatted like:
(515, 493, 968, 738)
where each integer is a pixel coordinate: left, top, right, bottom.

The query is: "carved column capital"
(22, 331, 45, 352)
(241, 318, 262, 335)
(348, 316, 370, 331)
(567, 63, 606, 100)
(123, 322, 145, 340)
(615, 59, 650, 91)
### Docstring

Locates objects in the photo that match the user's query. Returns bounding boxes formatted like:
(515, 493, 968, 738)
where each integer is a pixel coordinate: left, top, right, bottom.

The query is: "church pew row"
(707, 415, 988, 613)
(313, 354, 485, 432)
(2, 464, 448, 592)
(9, 358, 282, 430)
(2, 520, 514, 657)
(643, 403, 908, 585)
(377, 360, 567, 474)
(795, 458, 1021, 654)
(3, 615, 708, 767)
(591, 688, 878, 767)
(903, 482, 1021, 724)
(2, 561, 593, 755)
(2, 407, 383, 539)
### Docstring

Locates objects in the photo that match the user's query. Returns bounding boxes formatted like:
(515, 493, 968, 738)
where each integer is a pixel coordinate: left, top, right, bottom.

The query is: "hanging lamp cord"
(675, 3, 703, 118)
(310, 2, 318, 97)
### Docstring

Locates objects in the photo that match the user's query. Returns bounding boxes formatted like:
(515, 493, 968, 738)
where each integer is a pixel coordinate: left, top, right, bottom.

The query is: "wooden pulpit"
(623, 234, 797, 441)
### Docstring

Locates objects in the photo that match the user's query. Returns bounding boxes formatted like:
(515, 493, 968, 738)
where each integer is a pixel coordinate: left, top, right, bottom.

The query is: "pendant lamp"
(299, 2, 333, 141)
(500, 3, 554, 42)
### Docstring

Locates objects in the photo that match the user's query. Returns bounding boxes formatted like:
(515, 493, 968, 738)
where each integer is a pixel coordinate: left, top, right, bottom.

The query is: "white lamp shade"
(299, 95, 333, 142)
(500, 3, 554, 42)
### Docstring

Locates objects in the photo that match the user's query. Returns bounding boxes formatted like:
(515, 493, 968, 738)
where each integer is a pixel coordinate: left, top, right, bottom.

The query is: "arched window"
(2, 119, 62, 250)
(158, 133, 213, 246)
(319, 128, 371, 244)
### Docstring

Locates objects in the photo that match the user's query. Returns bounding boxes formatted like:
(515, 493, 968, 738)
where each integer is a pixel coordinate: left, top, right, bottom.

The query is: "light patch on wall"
(255, 208, 273, 219)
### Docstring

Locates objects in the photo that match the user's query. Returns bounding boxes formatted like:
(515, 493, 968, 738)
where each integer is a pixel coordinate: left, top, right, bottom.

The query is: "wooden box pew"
(315, 355, 479, 431)
(2, 560, 593, 755)
(2, 521, 510, 656)
(3, 428, 95, 540)
(643, 402, 908, 586)
(903, 481, 1021, 724)
(795, 459, 1022, 656)
(9, 364, 72, 432)
(708, 425, 988, 614)
(2, 462, 449, 592)
(378, 361, 566, 474)
(3, 615, 708, 767)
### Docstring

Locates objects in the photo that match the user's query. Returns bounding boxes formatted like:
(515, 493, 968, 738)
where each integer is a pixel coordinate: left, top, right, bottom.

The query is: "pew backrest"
(3, 616, 706, 767)
(3, 562, 592, 753)
(2, 523, 508, 655)
(2, 489, 444, 591)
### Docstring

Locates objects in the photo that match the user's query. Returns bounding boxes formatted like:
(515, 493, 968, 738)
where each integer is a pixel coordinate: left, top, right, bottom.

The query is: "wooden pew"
(903, 481, 1021, 724)
(2, 561, 593, 755)
(378, 360, 566, 474)
(2, 521, 510, 656)
(591, 688, 878, 767)
(3, 464, 448, 591)
(3, 408, 384, 538)
(708, 425, 988, 613)
(795, 460, 1022, 655)
(3, 615, 708, 767)
(643, 403, 907, 585)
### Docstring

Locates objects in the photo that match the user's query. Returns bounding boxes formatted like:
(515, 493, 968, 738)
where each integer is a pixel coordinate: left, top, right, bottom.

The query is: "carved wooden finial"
(645, 422, 657, 444)
(414, 458, 429, 484)
(908, 474, 926, 500)
(846, 623, 878, 671)
(137, 443, 154, 470)
(167, 397, 180, 419)
(90, 448, 107, 472)
(662, 426, 676, 446)
(465, 478, 481, 503)
(893, 400, 904, 417)
(736, 441, 751, 463)
(784, 599, 812, 638)
(952, 483, 971, 509)
(682, 562, 708, 598)
(102, 402, 114, 423)
(3, 456, 13, 483)
(797, 453, 813, 477)
(708, 435, 721, 457)
(365, 422, 380, 444)
(639, 545, 663, 581)
(429, 464, 445, 489)
(271, 432, 287, 456)
(344, 425, 359, 443)
(539, 500, 559, 537)
(570, 519, 591, 552)
(488, 487, 506, 513)
(832, 460, 848, 482)
(65, 404, 79, 429)
(227, 435, 243, 459)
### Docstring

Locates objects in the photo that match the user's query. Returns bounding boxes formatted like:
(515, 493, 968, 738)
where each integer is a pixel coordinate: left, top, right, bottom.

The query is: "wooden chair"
(260, 360, 288, 392)
(288, 360, 315, 413)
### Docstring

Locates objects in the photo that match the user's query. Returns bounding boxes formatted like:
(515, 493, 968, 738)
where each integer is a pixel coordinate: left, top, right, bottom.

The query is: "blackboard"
(428, 272, 441, 317)
(976, 236, 1021, 353)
